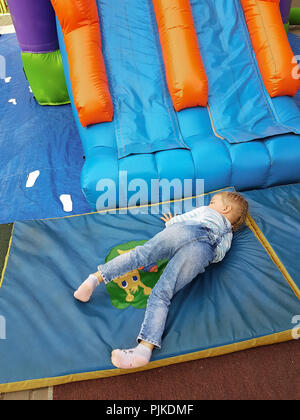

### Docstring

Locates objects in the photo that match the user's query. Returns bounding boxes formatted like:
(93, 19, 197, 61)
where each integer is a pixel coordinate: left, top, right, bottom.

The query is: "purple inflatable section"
(280, 0, 292, 24)
(6, 0, 59, 53)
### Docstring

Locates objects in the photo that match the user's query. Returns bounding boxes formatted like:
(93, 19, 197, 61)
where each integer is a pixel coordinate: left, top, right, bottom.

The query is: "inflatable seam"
(187, 148, 197, 191)
(262, 141, 273, 188)
(221, 140, 234, 187)
(152, 153, 160, 187)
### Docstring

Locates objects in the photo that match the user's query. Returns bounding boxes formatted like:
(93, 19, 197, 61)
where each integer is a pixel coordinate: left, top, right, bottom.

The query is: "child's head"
(209, 191, 249, 231)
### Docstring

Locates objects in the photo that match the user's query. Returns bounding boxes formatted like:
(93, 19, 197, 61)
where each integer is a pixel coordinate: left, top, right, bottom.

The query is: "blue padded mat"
(0, 184, 299, 392)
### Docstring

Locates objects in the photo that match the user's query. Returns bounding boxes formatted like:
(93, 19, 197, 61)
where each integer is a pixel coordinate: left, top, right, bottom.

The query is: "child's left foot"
(111, 343, 152, 369)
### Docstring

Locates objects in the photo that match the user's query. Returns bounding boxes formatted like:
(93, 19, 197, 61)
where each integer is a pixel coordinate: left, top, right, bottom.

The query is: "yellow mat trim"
(246, 215, 300, 300)
(0, 223, 14, 289)
(0, 328, 294, 393)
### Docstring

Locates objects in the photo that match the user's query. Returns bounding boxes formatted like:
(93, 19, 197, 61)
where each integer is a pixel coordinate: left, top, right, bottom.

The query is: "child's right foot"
(74, 274, 99, 302)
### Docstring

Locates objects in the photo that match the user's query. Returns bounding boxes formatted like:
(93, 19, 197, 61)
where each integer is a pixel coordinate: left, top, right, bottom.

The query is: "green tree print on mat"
(105, 240, 168, 310)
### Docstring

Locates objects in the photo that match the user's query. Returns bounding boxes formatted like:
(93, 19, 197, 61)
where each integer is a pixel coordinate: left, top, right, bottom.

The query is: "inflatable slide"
(56, 0, 300, 210)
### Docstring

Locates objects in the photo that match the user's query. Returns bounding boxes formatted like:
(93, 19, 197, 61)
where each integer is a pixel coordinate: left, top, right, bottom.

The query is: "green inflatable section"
(21, 50, 70, 106)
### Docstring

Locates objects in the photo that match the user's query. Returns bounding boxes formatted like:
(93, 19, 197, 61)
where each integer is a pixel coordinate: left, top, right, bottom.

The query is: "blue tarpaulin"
(0, 34, 90, 224)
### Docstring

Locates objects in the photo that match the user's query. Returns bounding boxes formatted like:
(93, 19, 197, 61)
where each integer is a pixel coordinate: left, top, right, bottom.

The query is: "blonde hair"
(216, 191, 249, 231)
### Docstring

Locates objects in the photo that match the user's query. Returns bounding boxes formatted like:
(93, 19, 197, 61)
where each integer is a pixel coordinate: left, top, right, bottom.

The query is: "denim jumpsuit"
(98, 217, 232, 349)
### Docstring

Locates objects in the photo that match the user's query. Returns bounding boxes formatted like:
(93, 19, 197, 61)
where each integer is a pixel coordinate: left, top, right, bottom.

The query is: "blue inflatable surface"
(56, 0, 300, 211)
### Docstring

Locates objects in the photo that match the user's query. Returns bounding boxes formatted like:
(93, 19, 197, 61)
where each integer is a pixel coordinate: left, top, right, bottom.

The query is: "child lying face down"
(74, 191, 249, 369)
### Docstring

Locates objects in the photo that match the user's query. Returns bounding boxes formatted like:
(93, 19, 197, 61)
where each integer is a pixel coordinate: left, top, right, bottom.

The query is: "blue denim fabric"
(98, 223, 228, 348)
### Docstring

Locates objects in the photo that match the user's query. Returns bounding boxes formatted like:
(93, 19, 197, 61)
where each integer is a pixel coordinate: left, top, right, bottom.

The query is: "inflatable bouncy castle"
(6, 0, 300, 209)
(1, 0, 300, 393)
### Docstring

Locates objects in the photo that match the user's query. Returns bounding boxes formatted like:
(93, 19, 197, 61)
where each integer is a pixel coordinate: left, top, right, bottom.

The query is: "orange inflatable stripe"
(51, 0, 113, 127)
(241, 0, 300, 98)
(152, 0, 208, 111)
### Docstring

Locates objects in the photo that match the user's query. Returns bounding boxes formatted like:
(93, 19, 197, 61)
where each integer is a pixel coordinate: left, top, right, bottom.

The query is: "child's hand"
(161, 212, 177, 223)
